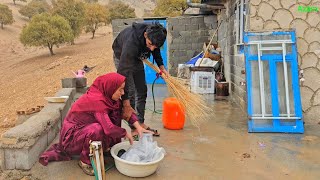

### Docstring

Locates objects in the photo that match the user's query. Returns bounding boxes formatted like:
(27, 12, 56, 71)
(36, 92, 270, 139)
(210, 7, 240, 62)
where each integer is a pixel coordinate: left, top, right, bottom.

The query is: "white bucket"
(110, 141, 164, 177)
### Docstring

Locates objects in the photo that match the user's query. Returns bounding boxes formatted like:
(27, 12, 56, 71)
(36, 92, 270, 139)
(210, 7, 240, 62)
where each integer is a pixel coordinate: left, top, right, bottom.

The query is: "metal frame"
(244, 31, 304, 133)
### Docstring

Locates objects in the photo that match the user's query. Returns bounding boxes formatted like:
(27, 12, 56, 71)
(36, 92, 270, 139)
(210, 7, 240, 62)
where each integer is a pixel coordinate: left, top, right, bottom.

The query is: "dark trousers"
(114, 56, 147, 124)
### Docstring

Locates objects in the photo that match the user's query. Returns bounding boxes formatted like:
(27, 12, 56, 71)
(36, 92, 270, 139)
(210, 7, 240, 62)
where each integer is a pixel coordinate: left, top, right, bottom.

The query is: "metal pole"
(91, 142, 103, 180)
(257, 43, 266, 117)
(251, 116, 300, 120)
(282, 43, 291, 117)
(240, 0, 244, 44)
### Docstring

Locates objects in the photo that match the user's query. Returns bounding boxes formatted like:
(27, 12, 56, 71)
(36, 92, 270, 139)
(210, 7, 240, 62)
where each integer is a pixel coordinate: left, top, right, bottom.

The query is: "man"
(112, 22, 167, 136)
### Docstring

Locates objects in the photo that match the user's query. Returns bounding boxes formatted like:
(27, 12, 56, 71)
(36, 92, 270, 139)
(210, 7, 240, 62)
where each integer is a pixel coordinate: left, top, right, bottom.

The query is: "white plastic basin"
(110, 141, 164, 177)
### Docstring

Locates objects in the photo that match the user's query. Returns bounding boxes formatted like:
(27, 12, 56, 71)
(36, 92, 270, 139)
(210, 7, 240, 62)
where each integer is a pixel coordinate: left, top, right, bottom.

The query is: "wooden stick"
(198, 20, 223, 66)
(99, 145, 106, 180)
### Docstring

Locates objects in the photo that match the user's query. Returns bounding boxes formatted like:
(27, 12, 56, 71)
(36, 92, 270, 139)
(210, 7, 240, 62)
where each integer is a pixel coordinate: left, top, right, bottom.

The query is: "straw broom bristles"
(143, 59, 212, 128)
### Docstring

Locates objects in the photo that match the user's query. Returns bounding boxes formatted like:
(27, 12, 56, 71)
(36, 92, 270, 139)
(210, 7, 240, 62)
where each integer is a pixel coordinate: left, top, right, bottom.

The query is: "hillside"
(0, 0, 138, 135)
(100, 0, 156, 17)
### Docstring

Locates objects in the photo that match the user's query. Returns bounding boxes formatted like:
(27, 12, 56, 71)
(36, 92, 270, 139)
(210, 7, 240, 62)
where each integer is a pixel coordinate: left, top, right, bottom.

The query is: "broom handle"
(198, 20, 223, 66)
(143, 59, 161, 73)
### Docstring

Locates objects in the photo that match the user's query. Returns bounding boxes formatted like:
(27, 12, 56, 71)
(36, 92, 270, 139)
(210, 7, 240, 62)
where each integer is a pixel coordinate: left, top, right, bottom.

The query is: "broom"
(143, 59, 212, 128)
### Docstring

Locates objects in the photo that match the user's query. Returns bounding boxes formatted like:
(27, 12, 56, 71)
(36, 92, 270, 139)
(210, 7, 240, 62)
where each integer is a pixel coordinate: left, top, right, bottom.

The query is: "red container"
(162, 97, 185, 130)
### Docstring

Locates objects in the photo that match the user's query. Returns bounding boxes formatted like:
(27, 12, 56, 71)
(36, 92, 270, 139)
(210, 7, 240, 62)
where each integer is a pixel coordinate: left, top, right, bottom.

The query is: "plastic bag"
(120, 133, 166, 163)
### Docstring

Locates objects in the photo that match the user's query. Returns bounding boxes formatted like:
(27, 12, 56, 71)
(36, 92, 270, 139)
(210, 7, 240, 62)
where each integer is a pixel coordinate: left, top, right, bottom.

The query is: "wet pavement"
(10, 84, 320, 179)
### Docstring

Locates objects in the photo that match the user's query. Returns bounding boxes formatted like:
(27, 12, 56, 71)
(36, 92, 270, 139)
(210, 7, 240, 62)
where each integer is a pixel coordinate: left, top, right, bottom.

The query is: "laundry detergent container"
(162, 97, 185, 130)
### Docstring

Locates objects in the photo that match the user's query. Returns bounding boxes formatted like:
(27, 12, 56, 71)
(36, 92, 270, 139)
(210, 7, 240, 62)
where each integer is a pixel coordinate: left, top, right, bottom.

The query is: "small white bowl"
(44, 96, 69, 103)
(110, 141, 164, 177)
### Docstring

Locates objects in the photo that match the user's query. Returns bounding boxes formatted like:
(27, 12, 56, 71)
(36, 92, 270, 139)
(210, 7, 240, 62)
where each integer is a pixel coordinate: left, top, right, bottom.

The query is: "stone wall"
(112, 16, 217, 76)
(217, 0, 247, 111)
(249, 0, 320, 124)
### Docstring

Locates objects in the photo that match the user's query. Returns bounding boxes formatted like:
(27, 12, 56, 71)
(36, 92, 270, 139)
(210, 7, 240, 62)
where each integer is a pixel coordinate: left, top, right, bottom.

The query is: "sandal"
(146, 127, 160, 137)
(133, 134, 139, 141)
(78, 160, 94, 176)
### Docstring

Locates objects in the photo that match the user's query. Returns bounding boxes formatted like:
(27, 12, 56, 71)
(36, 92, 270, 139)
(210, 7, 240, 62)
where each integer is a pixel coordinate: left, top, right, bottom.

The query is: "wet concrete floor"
(15, 84, 320, 179)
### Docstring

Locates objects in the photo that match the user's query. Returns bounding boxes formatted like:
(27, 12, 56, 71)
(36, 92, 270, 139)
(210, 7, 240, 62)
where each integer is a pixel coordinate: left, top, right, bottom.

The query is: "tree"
(84, 3, 107, 39)
(13, 0, 27, 5)
(0, 4, 14, 29)
(20, 13, 74, 55)
(153, 0, 189, 17)
(19, 0, 51, 19)
(52, 0, 85, 44)
(105, 1, 136, 24)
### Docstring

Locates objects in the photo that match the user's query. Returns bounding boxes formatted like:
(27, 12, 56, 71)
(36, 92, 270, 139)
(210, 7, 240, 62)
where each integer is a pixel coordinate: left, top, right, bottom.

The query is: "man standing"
(112, 22, 167, 136)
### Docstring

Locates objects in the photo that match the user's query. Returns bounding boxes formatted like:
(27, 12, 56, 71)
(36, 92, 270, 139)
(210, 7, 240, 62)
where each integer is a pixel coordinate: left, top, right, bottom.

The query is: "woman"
(39, 73, 152, 175)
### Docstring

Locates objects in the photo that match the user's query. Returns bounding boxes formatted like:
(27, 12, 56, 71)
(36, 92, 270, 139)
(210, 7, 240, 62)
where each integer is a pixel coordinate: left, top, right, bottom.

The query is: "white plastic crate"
(190, 71, 215, 94)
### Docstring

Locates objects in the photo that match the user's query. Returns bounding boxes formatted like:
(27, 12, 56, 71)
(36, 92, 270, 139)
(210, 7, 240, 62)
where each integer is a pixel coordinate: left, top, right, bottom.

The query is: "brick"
(0, 137, 18, 145)
(235, 55, 245, 67)
(191, 30, 201, 36)
(76, 78, 87, 88)
(199, 36, 209, 42)
(60, 104, 70, 122)
(168, 43, 178, 50)
(181, 43, 192, 50)
(47, 122, 59, 145)
(198, 23, 208, 30)
(0, 149, 4, 170)
(167, 24, 173, 32)
(173, 50, 185, 57)
(172, 38, 184, 44)
(179, 31, 191, 37)
(76, 87, 88, 94)
(204, 15, 217, 25)
(17, 133, 48, 170)
(187, 50, 196, 59)
(167, 18, 179, 26)
(186, 24, 199, 31)
(61, 78, 76, 88)
(177, 56, 189, 64)
(192, 43, 203, 50)
(179, 18, 191, 25)
(173, 25, 186, 32)
(4, 149, 16, 169)
(113, 33, 119, 40)
(185, 36, 195, 43)
(14, 148, 30, 169)
(171, 31, 180, 39)
(191, 16, 204, 25)
(200, 30, 209, 36)
(55, 88, 75, 97)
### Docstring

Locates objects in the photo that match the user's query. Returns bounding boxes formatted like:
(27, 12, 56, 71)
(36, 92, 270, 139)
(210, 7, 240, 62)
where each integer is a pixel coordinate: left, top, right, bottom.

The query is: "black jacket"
(112, 22, 164, 70)
(112, 22, 164, 100)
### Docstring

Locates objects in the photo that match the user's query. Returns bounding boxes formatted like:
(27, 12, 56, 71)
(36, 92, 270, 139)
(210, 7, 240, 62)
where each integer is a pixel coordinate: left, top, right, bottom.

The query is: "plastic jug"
(162, 97, 185, 130)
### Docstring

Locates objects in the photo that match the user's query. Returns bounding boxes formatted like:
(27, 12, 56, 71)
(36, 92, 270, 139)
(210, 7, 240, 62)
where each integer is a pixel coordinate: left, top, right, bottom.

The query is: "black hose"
(151, 74, 162, 114)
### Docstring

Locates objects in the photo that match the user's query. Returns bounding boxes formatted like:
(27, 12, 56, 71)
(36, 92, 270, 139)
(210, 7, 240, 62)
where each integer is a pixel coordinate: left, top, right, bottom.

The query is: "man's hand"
(159, 65, 169, 78)
(122, 100, 136, 120)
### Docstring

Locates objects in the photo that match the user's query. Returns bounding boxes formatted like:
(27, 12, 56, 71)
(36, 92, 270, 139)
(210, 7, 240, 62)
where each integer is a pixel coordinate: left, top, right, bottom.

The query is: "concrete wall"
(112, 18, 144, 41)
(249, 0, 320, 124)
(167, 16, 217, 75)
(217, 0, 247, 111)
(112, 16, 217, 76)
(0, 78, 87, 170)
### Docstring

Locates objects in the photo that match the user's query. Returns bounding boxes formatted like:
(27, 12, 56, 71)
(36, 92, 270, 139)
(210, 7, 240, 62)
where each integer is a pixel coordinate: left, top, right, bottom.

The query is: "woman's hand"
(132, 122, 154, 137)
(125, 132, 134, 145)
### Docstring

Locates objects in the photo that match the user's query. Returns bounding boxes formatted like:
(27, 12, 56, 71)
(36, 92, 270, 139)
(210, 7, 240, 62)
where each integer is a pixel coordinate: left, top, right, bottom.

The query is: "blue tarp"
(185, 53, 203, 65)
